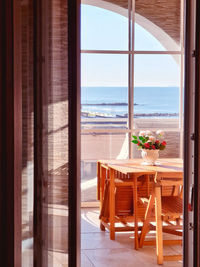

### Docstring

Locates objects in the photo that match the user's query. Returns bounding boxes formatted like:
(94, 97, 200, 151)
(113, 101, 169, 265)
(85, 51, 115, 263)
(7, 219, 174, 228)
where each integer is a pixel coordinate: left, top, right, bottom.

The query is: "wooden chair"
(99, 164, 151, 249)
(139, 172, 183, 265)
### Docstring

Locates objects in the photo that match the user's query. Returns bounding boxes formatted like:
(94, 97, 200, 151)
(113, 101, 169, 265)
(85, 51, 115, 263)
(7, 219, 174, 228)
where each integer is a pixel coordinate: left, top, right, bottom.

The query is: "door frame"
(194, 0, 200, 265)
(68, 0, 81, 266)
(1, 0, 200, 266)
(0, 0, 22, 266)
(183, 0, 195, 265)
(74, 1, 199, 267)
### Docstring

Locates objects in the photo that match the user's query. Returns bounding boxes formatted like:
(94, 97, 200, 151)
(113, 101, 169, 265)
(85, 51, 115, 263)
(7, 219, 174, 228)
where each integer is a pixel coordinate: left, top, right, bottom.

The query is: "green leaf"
(132, 140, 138, 144)
(132, 135, 137, 140)
(139, 136, 146, 143)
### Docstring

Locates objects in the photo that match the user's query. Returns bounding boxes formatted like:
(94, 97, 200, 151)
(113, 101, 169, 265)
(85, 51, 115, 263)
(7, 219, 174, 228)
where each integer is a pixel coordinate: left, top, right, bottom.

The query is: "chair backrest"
(137, 174, 154, 198)
(155, 172, 183, 197)
(115, 186, 133, 216)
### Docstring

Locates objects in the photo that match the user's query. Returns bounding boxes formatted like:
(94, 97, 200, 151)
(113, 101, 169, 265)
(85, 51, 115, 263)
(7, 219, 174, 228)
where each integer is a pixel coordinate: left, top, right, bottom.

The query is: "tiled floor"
(81, 208, 183, 267)
(22, 207, 183, 266)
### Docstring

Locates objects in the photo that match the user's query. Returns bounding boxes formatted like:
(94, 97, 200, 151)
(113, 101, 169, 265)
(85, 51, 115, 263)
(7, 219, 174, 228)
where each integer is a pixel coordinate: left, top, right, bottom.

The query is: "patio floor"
(81, 207, 183, 267)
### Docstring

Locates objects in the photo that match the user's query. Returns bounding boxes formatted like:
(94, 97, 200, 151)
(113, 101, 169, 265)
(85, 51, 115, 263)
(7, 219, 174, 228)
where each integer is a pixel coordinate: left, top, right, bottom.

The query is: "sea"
(81, 87, 180, 118)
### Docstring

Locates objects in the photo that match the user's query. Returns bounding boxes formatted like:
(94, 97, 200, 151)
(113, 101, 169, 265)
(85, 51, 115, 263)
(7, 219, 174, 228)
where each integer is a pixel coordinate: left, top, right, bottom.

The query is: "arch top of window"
(81, 0, 181, 52)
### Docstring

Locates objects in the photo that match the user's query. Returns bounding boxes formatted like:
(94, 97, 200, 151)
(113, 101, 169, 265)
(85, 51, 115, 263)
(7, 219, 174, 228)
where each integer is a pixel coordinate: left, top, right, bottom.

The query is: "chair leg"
(155, 186, 163, 265)
(139, 193, 155, 248)
(100, 166, 106, 213)
(110, 169, 115, 240)
(134, 178, 139, 249)
(100, 221, 105, 231)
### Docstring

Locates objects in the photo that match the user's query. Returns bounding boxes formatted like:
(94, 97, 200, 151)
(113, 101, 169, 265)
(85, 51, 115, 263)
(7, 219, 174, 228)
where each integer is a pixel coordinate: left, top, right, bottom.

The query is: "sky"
(81, 4, 181, 87)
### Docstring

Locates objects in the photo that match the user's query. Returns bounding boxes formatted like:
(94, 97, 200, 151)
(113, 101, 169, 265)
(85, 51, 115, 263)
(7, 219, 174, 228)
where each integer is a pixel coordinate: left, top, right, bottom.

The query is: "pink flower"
(148, 135, 155, 142)
(139, 131, 146, 137)
(145, 130, 152, 136)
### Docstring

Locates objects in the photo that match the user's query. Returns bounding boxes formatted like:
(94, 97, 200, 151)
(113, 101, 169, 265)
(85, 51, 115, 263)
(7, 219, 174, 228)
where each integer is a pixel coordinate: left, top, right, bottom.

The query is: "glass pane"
(44, 1, 69, 265)
(21, 1, 69, 266)
(81, 132, 128, 202)
(135, 0, 182, 51)
(134, 54, 181, 129)
(81, 54, 129, 129)
(81, 3, 128, 50)
(21, 0, 34, 265)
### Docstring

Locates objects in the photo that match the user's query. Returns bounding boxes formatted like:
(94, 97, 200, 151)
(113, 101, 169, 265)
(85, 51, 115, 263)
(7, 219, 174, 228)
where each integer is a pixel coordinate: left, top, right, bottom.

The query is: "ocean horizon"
(81, 86, 180, 118)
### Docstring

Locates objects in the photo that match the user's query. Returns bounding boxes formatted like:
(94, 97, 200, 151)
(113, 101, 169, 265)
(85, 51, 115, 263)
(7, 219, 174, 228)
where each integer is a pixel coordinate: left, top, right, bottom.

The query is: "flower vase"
(141, 149, 159, 165)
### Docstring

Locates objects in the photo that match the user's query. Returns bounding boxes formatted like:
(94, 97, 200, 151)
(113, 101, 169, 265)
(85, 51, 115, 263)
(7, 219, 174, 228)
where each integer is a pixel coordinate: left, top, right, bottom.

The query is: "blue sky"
(81, 4, 180, 87)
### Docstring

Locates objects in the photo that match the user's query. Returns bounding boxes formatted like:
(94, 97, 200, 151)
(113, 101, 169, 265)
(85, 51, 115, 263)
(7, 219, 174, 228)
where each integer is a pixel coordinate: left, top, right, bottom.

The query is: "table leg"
(155, 185, 163, 265)
(109, 168, 115, 240)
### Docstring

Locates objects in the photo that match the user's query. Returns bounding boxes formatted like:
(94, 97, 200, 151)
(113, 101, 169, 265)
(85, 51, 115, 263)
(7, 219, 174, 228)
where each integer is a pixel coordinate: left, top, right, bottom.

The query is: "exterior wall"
(104, 0, 181, 44)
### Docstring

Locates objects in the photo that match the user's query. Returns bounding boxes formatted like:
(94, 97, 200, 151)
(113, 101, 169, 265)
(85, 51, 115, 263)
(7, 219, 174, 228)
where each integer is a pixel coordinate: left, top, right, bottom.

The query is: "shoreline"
(81, 111, 179, 119)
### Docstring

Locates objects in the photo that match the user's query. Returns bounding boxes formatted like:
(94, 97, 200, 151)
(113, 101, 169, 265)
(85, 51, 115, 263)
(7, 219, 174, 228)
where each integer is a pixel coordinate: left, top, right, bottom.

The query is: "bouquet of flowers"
(132, 130, 166, 150)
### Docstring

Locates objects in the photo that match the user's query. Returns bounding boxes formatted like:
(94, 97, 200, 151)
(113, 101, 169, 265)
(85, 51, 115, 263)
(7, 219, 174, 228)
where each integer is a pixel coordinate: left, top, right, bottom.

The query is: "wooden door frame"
(33, 0, 47, 266)
(183, 0, 200, 266)
(0, 0, 22, 266)
(194, 0, 200, 265)
(183, 0, 194, 266)
(68, 0, 81, 266)
(2, 0, 200, 266)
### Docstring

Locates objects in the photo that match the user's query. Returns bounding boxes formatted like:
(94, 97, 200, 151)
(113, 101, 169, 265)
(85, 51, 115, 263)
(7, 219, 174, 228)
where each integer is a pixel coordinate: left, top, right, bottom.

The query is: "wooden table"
(97, 158, 183, 251)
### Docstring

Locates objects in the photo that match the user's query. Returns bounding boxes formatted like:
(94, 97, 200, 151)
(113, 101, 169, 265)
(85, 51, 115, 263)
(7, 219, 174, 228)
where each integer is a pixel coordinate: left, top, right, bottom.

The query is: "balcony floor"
(81, 207, 183, 267)
(22, 206, 183, 266)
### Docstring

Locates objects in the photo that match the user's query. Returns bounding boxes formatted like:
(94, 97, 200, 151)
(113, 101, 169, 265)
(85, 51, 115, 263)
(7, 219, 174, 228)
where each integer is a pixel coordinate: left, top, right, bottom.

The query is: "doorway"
(80, 0, 186, 266)
(2, 0, 199, 266)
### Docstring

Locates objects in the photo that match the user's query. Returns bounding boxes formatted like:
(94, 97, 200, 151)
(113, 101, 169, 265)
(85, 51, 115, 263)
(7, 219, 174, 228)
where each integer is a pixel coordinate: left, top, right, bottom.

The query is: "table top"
(98, 158, 183, 175)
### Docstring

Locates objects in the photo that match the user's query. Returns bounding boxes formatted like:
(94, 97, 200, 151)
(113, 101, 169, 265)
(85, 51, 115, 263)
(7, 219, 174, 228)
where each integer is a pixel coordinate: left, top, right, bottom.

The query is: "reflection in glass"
(21, 0, 34, 265)
(21, 0, 69, 266)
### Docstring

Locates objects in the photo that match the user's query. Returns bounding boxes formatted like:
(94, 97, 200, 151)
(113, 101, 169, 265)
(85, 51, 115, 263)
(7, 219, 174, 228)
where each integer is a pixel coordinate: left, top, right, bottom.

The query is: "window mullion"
(128, 0, 135, 159)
